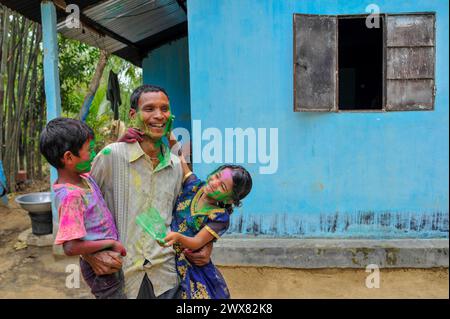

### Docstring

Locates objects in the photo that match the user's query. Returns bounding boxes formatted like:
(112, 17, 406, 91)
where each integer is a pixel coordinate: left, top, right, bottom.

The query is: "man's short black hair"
(39, 117, 94, 169)
(130, 84, 169, 111)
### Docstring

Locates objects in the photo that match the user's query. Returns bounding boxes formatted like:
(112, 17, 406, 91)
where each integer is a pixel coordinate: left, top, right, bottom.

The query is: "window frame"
(384, 12, 436, 111)
(293, 12, 436, 113)
(293, 14, 338, 112)
(335, 14, 386, 113)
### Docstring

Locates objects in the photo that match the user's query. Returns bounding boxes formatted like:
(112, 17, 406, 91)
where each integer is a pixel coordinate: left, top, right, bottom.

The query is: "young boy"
(39, 117, 126, 299)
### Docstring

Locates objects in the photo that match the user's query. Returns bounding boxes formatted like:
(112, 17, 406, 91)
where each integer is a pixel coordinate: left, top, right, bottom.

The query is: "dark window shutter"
(294, 14, 337, 112)
(385, 13, 436, 111)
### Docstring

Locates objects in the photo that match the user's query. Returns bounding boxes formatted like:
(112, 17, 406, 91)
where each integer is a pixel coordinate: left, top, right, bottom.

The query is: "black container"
(28, 212, 53, 235)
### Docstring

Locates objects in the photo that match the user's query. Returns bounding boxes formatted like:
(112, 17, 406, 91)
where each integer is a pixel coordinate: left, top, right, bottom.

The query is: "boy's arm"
(83, 149, 125, 275)
(63, 239, 126, 256)
(164, 228, 215, 251)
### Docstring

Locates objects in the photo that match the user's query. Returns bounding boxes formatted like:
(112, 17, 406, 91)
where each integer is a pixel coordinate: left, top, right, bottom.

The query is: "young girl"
(121, 129, 252, 299)
(40, 118, 126, 299)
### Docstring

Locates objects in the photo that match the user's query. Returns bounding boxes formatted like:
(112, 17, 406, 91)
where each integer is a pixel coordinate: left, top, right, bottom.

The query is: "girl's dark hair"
(209, 164, 253, 213)
(39, 117, 94, 169)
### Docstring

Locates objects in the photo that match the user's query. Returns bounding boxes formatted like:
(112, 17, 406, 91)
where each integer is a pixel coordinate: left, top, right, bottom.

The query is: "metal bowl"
(15, 192, 52, 214)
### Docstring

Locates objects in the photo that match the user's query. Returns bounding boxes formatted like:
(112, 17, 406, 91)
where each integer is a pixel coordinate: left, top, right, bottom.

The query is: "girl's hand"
(112, 241, 127, 256)
(117, 128, 144, 143)
(168, 132, 183, 157)
(164, 231, 180, 247)
(168, 131, 178, 149)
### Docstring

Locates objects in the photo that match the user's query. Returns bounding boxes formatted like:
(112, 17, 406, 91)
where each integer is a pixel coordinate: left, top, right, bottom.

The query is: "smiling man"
(83, 85, 213, 299)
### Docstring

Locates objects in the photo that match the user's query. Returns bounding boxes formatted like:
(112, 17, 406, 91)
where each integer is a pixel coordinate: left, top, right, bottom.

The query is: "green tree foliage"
(58, 37, 142, 152)
(58, 35, 100, 115)
(0, 5, 142, 190)
(1, 7, 43, 189)
(84, 53, 142, 150)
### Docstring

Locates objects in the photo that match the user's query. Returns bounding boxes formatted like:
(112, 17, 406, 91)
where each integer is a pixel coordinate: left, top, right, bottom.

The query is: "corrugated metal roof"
(84, 0, 186, 43)
(57, 20, 127, 53)
(0, 0, 99, 25)
(0, 0, 187, 66)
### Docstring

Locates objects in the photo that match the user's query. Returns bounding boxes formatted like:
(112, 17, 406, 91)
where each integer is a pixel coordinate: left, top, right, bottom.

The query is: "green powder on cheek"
(128, 113, 150, 139)
(129, 113, 150, 135)
(208, 189, 231, 202)
(75, 157, 94, 172)
(209, 190, 221, 197)
(164, 114, 175, 136)
(216, 192, 231, 202)
(75, 157, 93, 172)
(75, 141, 96, 173)
(130, 110, 175, 140)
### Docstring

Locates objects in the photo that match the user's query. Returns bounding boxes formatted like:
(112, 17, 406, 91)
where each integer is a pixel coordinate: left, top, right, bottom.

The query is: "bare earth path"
(0, 192, 448, 299)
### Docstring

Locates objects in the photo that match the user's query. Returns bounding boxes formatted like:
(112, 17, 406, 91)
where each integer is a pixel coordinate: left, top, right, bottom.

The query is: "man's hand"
(81, 250, 123, 275)
(183, 241, 213, 267)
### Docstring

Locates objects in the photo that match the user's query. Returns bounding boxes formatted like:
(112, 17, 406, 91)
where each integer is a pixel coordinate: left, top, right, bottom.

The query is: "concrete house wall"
(142, 37, 191, 137)
(143, 0, 449, 239)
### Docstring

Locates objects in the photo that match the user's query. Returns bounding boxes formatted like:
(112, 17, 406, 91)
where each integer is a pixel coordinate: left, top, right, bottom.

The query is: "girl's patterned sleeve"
(203, 210, 230, 240)
(182, 173, 201, 194)
(54, 190, 88, 245)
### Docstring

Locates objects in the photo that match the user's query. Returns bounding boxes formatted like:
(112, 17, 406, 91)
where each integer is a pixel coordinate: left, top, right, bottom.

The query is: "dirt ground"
(0, 183, 448, 299)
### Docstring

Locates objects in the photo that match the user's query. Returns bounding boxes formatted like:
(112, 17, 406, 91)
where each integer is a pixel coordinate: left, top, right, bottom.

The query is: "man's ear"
(129, 108, 136, 119)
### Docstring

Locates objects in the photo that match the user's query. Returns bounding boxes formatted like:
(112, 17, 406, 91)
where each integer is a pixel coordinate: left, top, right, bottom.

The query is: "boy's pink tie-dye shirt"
(53, 173, 118, 245)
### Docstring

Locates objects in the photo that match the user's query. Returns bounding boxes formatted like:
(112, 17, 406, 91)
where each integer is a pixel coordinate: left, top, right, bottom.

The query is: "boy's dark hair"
(209, 165, 253, 213)
(130, 84, 170, 111)
(39, 117, 94, 169)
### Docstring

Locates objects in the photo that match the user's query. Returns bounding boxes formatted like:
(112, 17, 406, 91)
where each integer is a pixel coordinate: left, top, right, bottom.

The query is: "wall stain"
(350, 248, 375, 266)
(228, 211, 449, 238)
(385, 248, 400, 266)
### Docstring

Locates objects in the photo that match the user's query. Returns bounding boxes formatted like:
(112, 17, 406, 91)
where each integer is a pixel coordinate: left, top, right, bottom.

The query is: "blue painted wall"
(142, 37, 191, 136)
(182, 0, 449, 238)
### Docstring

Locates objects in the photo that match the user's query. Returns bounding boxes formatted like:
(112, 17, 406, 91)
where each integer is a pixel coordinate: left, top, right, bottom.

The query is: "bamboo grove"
(1, 6, 44, 191)
(0, 5, 142, 192)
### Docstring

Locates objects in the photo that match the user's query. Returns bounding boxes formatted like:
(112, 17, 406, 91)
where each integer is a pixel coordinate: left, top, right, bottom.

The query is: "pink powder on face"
(212, 168, 234, 199)
(220, 168, 233, 181)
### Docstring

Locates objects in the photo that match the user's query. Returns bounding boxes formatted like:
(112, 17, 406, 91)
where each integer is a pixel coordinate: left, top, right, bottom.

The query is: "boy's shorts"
(79, 257, 126, 299)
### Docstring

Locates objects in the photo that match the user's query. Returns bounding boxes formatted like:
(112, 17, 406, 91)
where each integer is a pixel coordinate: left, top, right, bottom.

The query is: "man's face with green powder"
(129, 91, 173, 141)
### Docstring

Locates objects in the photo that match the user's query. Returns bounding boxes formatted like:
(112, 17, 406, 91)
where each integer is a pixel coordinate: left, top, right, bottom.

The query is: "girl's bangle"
(182, 172, 193, 183)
